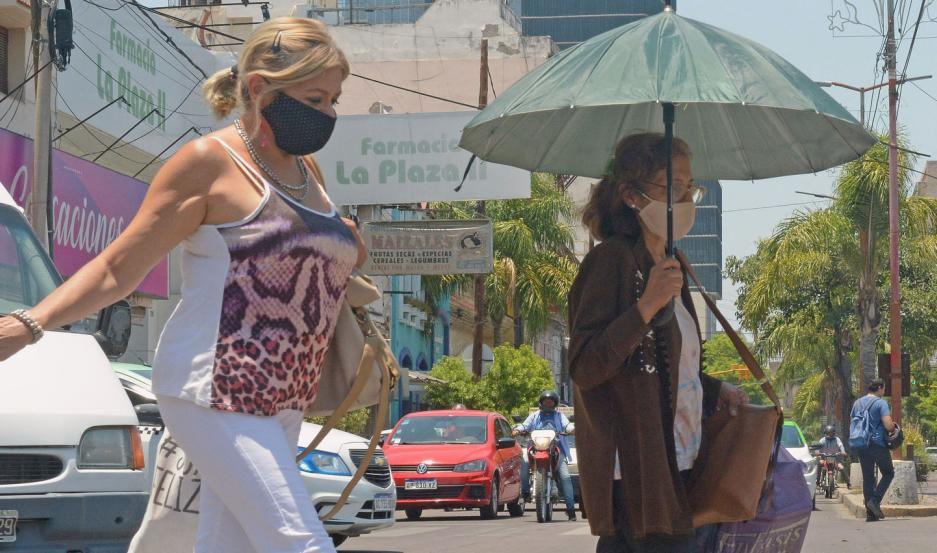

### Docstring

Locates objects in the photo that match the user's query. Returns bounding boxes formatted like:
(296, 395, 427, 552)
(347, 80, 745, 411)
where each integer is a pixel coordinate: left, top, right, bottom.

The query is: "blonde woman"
(0, 18, 365, 553)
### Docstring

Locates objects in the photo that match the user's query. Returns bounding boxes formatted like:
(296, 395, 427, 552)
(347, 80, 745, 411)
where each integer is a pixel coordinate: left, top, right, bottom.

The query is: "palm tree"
(426, 173, 577, 377)
(835, 135, 937, 385)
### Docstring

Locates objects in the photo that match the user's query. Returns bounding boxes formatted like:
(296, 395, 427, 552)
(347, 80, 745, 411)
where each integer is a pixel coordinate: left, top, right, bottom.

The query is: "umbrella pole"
(654, 103, 676, 326)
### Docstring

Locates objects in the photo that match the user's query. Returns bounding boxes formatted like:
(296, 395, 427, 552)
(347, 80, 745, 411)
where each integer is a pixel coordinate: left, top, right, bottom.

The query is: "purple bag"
(699, 446, 812, 553)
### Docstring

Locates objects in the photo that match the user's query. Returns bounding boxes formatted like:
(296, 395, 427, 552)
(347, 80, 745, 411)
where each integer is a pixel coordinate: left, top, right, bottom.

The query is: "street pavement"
(340, 494, 936, 553)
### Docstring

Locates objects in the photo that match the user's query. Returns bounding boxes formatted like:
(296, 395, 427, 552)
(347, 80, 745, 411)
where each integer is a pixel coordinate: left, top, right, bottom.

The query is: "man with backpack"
(849, 379, 897, 522)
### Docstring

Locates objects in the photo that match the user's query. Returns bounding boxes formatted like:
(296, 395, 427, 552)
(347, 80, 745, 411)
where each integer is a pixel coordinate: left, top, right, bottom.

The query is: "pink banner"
(0, 127, 168, 298)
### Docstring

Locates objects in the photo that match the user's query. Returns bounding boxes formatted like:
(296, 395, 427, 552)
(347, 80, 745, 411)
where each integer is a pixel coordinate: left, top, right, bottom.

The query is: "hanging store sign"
(315, 112, 531, 205)
(361, 220, 493, 275)
(0, 128, 168, 298)
(55, 0, 230, 157)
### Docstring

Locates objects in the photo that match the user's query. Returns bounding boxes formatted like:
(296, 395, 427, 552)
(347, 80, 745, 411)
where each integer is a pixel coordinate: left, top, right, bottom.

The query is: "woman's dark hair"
(581, 133, 691, 241)
(868, 379, 885, 392)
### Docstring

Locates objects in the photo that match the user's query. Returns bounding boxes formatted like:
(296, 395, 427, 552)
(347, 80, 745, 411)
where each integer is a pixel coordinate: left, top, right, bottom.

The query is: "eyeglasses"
(640, 180, 707, 204)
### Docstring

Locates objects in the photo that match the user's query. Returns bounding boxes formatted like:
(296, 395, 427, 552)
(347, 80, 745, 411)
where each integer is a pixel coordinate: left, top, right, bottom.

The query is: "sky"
(676, 0, 937, 331)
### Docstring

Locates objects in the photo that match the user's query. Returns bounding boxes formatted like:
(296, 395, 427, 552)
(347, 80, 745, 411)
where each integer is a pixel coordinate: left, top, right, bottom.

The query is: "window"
(0, 206, 61, 313)
(0, 26, 7, 95)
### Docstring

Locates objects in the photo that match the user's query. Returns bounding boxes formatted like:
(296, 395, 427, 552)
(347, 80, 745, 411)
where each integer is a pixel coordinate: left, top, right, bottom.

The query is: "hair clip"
(229, 65, 238, 80)
(272, 31, 283, 53)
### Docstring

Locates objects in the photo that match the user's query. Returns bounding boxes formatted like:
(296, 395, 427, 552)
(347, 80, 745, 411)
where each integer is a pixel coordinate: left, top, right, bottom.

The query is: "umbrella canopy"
(459, 9, 875, 180)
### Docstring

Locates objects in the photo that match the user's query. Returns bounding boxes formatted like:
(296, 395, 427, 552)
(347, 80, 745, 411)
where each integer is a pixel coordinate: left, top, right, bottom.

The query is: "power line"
(131, 3, 483, 110)
(0, 60, 53, 107)
(896, 0, 927, 118)
(82, 0, 204, 85)
(722, 201, 825, 214)
(126, 0, 207, 80)
(909, 79, 937, 104)
(71, 41, 210, 119)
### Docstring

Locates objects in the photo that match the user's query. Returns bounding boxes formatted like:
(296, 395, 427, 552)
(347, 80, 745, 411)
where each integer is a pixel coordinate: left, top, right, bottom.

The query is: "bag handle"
(675, 251, 782, 409)
(296, 317, 393, 521)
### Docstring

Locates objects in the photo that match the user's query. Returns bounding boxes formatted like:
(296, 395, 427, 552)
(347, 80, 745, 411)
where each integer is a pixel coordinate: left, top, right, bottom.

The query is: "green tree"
(427, 174, 578, 376)
(423, 356, 493, 411)
(306, 408, 371, 437)
(482, 345, 556, 419)
(832, 136, 937, 385)
(701, 333, 767, 405)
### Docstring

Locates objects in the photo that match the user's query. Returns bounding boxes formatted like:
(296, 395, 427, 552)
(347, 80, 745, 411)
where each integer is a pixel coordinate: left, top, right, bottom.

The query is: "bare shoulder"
(151, 135, 229, 196)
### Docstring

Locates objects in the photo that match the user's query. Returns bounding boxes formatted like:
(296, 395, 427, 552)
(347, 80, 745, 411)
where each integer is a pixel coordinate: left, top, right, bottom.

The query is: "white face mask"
(634, 194, 697, 241)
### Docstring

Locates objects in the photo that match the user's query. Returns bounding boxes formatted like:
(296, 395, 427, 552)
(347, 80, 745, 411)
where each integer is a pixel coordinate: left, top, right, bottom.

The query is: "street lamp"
(815, 75, 931, 128)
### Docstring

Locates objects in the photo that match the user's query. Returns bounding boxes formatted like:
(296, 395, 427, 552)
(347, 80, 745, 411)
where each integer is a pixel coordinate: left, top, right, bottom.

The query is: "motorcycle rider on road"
(513, 391, 577, 521)
(816, 425, 850, 488)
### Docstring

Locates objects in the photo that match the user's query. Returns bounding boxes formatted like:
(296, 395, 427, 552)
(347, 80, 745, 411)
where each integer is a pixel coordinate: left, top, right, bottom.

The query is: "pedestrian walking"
(0, 17, 365, 553)
(849, 379, 898, 522)
(567, 133, 749, 552)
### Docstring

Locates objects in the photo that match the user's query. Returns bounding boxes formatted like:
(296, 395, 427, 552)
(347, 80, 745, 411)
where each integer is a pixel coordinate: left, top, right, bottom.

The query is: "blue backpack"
(848, 396, 879, 451)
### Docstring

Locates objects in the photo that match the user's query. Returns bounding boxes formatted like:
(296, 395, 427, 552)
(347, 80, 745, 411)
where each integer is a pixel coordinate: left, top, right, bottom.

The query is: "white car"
(297, 423, 396, 547)
(926, 446, 937, 469)
(0, 186, 146, 551)
(111, 363, 396, 548)
(781, 421, 818, 506)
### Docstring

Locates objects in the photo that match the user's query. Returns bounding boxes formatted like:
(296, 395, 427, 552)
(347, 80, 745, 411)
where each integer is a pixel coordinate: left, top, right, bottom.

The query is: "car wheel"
(405, 508, 423, 520)
(331, 535, 348, 547)
(480, 476, 499, 519)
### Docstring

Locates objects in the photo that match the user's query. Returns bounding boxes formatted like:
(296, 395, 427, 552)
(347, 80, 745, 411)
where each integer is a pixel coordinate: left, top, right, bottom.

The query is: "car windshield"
(781, 425, 804, 448)
(390, 415, 488, 445)
(0, 205, 96, 333)
(0, 206, 61, 313)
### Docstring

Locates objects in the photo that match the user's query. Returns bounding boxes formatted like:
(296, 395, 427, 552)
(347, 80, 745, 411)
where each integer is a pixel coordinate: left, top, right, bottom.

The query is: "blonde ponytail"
(202, 66, 240, 119)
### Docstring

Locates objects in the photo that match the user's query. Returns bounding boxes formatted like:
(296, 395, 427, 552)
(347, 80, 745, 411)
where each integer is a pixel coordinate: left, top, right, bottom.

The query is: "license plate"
(0, 510, 17, 543)
(404, 479, 437, 490)
(373, 493, 394, 511)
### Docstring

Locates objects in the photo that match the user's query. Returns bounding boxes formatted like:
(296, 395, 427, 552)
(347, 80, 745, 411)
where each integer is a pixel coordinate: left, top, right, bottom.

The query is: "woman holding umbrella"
(568, 133, 748, 552)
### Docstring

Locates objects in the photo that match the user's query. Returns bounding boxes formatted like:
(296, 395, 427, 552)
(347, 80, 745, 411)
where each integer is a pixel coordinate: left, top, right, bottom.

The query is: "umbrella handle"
(654, 103, 677, 328)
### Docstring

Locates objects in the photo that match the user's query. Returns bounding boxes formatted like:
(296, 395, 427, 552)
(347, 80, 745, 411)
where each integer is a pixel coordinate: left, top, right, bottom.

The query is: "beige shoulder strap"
(210, 137, 267, 196)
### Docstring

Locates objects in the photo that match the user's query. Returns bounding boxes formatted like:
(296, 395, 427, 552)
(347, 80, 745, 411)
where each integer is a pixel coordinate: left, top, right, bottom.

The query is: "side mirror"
(378, 435, 386, 446)
(94, 300, 132, 359)
(497, 437, 516, 449)
(135, 403, 163, 427)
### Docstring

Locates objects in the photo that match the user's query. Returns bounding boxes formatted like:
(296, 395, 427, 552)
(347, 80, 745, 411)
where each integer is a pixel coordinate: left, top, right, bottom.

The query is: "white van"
(0, 184, 147, 551)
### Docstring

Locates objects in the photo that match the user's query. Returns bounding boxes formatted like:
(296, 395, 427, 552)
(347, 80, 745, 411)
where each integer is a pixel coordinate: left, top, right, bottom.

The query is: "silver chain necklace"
(234, 119, 309, 200)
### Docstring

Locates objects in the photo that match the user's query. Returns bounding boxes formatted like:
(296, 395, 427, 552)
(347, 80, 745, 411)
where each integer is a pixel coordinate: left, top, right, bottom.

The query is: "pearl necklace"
(234, 119, 309, 201)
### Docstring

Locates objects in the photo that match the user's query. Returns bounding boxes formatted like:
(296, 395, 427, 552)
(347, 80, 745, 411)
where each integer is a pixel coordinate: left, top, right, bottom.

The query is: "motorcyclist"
(816, 425, 849, 488)
(512, 391, 577, 521)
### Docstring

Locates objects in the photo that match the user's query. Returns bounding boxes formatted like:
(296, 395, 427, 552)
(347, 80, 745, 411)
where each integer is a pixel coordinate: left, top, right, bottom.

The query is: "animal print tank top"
(151, 138, 358, 416)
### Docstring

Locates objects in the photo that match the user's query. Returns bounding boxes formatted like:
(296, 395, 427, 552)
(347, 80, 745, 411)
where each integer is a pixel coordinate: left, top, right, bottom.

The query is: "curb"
(841, 491, 937, 518)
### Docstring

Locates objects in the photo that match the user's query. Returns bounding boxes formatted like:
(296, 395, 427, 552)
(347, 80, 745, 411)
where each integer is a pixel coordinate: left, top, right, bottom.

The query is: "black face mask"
(261, 92, 336, 155)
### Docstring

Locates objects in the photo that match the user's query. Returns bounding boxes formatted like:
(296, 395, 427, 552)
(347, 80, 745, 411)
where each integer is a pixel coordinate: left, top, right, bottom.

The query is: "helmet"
(538, 391, 560, 412)
(823, 425, 836, 437)
(452, 403, 467, 410)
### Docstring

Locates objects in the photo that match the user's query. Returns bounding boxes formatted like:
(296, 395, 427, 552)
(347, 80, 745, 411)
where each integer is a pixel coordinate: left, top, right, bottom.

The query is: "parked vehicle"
(781, 421, 818, 508)
(515, 423, 575, 523)
(0, 185, 144, 551)
(926, 446, 937, 470)
(109, 362, 396, 547)
(382, 410, 524, 520)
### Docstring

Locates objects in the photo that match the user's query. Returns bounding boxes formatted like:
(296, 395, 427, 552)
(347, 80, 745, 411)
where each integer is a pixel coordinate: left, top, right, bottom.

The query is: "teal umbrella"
(460, 7, 875, 182)
(459, 4, 874, 322)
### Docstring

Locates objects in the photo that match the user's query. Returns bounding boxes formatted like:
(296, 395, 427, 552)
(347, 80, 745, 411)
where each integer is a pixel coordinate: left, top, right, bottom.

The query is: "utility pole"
(885, 0, 903, 449)
(29, 0, 53, 254)
(471, 39, 489, 379)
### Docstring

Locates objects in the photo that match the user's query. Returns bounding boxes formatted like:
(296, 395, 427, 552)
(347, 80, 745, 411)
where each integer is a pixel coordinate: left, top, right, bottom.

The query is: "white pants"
(157, 395, 336, 553)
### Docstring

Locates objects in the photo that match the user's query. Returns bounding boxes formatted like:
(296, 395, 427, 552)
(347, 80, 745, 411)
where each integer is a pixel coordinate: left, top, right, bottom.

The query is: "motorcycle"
(514, 422, 574, 523)
(815, 453, 842, 499)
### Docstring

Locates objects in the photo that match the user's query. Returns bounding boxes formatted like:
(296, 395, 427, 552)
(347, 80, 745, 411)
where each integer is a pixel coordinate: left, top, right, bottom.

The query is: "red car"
(382, 409, 525, 520)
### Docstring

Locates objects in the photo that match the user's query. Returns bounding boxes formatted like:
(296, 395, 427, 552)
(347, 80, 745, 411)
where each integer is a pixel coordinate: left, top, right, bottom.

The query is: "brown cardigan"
(568, 228, 722, 539)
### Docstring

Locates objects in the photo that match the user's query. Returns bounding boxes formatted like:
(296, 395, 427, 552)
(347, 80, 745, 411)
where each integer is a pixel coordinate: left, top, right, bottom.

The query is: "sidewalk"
(841, 489, 937, 518)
